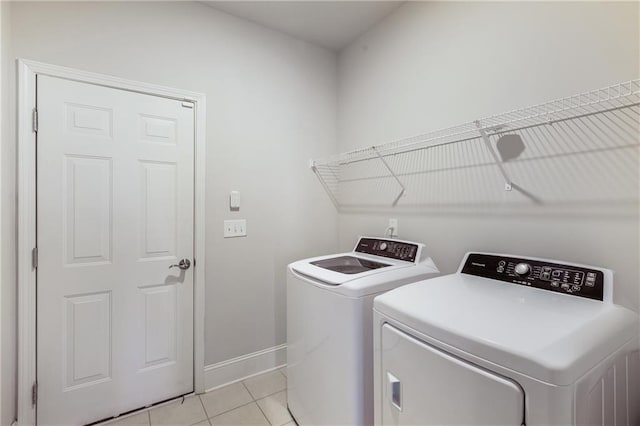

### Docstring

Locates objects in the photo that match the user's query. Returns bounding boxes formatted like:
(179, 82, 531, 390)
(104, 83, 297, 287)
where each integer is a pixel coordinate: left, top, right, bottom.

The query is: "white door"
(37, 75, 195, 425)
(380, 324, 524, 426)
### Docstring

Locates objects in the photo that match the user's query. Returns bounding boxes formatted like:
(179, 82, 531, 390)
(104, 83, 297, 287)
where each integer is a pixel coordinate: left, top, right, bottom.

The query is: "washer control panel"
(461, 253, 604, 301)
(355, 238, 418, 262)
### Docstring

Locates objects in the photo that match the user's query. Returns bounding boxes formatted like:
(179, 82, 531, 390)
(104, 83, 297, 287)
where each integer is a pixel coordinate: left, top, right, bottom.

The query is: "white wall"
(337, 2, 640, 309)
(4, 1, 338, 419)
(1, 1, 16, 425)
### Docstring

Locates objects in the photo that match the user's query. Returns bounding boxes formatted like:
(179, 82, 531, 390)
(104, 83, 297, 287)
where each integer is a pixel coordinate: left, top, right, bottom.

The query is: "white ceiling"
(202, 1, 403, 50)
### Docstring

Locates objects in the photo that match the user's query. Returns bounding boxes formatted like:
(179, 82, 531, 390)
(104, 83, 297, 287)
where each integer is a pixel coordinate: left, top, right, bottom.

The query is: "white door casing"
(36, 75, 195, 425)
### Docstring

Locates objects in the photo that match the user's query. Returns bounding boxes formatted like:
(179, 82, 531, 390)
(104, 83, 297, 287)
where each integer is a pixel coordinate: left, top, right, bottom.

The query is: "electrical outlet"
(224, 219, 247, 238)
(388, 218, 398, 237)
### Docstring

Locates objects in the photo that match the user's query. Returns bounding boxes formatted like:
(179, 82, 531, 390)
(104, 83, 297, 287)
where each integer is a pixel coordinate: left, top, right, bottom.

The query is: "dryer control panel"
(355, 238, 419, 263)
(461, 253, 604, 301)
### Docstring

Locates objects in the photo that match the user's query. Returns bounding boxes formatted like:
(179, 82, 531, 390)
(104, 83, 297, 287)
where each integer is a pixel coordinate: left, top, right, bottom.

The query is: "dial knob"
(379, 242, 388, 251)
(514, 263, 531, 276)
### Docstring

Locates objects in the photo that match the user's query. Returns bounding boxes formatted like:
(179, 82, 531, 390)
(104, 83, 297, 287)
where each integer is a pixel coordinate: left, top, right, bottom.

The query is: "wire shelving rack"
(311, 80, 640, 212)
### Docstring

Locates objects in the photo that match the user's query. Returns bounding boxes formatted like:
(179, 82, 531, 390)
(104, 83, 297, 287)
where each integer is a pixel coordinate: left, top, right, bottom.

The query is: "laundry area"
(0, 2, 638, 426)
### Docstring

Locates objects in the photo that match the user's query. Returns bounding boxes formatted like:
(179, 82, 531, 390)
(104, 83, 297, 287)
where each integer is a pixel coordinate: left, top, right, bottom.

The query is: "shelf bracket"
(309, 159, 340, 209)
(373, 147, 406, 206)
(475, 121, 513, 191)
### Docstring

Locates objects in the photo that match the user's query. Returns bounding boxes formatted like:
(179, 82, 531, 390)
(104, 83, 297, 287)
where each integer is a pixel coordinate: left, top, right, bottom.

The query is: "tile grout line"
(254, 388, 287, 402)
(196, 372, 289, 425)
(240, 380, 257, 401)
(247, 372, 288, 426)
(205, 399, 267, 424)
(200, 386, 258, 422)
(196, 394, 211, 425)
(240, 379, 278, 426)
(243, 369, 288, 401)
(253, 397, 273, 426)
(251, 370, 288, 425)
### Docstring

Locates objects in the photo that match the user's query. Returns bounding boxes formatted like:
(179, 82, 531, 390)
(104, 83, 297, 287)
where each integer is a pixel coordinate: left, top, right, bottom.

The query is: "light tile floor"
(102, 368, 293, 426)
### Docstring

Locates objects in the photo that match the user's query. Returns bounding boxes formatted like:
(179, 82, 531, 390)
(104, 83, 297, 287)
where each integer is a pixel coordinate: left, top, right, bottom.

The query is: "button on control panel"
(355, 238, 418, 262)
(461, 253, 604, 301)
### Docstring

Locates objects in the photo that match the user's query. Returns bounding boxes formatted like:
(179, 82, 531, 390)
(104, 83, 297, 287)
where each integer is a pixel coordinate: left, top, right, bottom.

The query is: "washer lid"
(291, 252, 417, 286)
(289, 252, 439, 297)
(310, 255, 391, 274)
(374, 273, 639, 385)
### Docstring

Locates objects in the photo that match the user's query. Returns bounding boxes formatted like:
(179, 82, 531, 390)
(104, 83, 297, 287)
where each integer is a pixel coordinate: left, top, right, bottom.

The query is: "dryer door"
(380, 324, 525, 426)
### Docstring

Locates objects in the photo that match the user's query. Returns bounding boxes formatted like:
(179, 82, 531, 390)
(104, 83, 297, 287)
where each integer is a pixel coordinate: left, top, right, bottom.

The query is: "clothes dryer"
(374, 252, 640, 425)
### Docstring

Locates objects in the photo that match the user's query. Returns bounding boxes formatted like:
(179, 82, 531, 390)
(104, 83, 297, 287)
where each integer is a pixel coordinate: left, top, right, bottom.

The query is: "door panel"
(139, 114, 177, 144)
(64, 291, 112, 389)
(37, 75, 195, 425)
(140, 284, 178, 371)
(380, 324, 524, 426)
(140, 161, 177, 258)
(66, 103, 113, 137)
(64, 155, 112, 265)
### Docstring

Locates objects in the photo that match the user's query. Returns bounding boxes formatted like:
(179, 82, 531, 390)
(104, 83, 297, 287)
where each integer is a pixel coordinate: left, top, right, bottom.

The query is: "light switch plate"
(224, 219, 247, 238)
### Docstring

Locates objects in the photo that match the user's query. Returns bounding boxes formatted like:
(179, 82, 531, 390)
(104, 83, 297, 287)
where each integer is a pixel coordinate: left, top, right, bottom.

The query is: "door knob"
(169, 259, 191, 270)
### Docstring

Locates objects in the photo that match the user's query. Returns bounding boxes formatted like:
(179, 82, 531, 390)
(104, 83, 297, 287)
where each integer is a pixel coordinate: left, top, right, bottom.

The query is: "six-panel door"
(37, 75, 195, 425)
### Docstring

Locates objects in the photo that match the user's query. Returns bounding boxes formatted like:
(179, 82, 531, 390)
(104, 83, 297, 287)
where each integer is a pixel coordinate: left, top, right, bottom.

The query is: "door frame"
(17, 59, 207, 426)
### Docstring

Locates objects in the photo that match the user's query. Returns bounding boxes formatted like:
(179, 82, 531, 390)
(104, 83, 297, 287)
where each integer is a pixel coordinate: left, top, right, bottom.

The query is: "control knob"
(514, 263, 531, 276)
(379, 242, 388, 251)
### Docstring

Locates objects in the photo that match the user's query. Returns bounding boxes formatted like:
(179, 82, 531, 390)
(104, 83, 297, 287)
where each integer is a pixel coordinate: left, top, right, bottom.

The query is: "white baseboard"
(203, 344, 287, 392)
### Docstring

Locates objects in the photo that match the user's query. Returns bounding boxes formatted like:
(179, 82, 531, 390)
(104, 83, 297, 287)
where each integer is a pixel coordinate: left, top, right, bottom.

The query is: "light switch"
(230, 191, 241, 210)
(224, 219, 247, 238)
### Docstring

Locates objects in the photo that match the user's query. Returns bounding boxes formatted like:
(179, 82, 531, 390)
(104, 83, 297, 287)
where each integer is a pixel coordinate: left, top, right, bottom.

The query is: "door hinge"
(181, 101, 194, 108)
(32, 247, 38, 269)
(32, 109, 38, 133)
(31, 382, 37, 407)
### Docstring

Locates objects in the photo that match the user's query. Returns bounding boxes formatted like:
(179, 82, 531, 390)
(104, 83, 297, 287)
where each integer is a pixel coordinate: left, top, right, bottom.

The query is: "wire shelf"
(311, 80, 640, 212)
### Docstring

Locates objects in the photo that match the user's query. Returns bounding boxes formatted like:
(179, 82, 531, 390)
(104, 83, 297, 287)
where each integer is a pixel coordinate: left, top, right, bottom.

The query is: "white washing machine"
(287, 237, 439, 426)
(373, 252, 640, 426)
